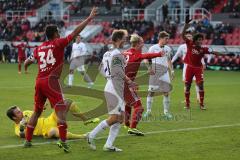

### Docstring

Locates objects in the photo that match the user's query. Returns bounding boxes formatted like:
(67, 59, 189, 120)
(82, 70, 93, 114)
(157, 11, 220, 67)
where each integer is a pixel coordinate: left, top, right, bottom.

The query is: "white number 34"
(38, 49, 56, 69)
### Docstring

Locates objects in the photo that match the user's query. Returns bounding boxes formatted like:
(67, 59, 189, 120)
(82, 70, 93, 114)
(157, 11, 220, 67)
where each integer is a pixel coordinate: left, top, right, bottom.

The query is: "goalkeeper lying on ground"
(6, 100, 100, 139)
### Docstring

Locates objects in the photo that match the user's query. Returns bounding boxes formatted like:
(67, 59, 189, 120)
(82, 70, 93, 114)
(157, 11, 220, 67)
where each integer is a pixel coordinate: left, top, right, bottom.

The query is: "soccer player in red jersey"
(182, 17, 218, 110)
(11, 41, 36, 74)
(123, 34, 164, 136)
(23, 7, 97, 152)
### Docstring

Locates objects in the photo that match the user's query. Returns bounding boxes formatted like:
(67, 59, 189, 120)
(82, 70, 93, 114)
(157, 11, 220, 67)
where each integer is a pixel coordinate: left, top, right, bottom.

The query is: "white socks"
(105, 122, 121, 148)
(147, 95, 170, 114)
(163, 95, 170, 114)
(89, 120, 121, 148)
(146, 96, 153, 112)
(68, 74, 74, 86)
(89, 120, 109, 139)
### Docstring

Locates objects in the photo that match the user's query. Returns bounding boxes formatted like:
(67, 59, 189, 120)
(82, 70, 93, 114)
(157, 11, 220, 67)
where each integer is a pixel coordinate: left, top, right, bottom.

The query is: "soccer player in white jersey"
(68, 35, 94, 88)
(86, 29, 136, 152)
(144, 31, 174, 119)
(171, 32, 205, 102)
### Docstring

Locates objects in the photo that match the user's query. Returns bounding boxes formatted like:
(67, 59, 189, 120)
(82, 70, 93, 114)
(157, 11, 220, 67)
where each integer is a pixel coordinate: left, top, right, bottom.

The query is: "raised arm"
(204, 47, 225, 55)
(182, 15, 192, 41)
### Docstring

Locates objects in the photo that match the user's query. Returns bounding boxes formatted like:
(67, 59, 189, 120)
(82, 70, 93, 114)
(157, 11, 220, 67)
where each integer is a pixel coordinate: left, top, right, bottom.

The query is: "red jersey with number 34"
(184, 39, 211, 67)
(33, 34, 73, 78)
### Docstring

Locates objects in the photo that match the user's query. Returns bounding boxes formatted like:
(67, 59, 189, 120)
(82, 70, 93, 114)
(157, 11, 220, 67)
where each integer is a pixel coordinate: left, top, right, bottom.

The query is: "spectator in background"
(99, 41, 109, 60)
(2, 43, 11, 63)
(229, 8, 240, 18)
(0, 49, 2, 63)
(202, 0, 216, 11)
(222, 0, 234, 13)
(175, 3, 181, 24)
(212, 34, 225, 45)
(162, 2, 168, 22)
(202, 16, 210, 28)
(105, 0, 112, 14)
(65, 43, 72, 61)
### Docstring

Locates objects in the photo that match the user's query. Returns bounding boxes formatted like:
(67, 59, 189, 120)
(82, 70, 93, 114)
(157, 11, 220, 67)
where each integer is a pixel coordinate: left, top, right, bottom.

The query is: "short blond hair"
(130, 34, 140, 43)
(158, 31, 170, 39)
(130, 34, 142, 47)
(111, 29, 128, 42)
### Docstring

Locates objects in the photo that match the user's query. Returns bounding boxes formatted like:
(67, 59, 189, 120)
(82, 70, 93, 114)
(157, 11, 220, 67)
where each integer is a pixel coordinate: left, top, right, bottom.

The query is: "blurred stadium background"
(0, 0, 239, 71)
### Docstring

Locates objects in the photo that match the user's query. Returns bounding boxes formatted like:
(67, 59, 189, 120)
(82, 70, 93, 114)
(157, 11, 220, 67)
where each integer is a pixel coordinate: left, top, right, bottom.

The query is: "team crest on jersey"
(112, 57, 122, 66)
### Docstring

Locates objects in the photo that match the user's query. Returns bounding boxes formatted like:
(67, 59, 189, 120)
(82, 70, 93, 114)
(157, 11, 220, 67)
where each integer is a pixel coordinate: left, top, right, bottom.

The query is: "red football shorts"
(18, 56, 26, 63)
(34, 77, 65, 112)
(185, 64, 204, 84)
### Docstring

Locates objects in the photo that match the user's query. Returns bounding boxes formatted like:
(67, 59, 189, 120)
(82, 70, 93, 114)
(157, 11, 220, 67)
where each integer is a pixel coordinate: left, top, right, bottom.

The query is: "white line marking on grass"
(1, 123, 240, 149)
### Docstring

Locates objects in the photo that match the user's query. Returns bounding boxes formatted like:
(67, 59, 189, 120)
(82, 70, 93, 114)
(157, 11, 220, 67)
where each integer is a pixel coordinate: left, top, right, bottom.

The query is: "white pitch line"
(1, 123, 240, 149)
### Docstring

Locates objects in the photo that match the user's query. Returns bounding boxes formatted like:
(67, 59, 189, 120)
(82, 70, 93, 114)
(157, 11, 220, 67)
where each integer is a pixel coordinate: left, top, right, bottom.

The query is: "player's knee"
(107, 114, 119, 125)
(64, 99, 73, 111)
(117, 114, 124, 124)
(196, 82, 203, 90)
(57, 119, 67, 124)
(55, 102, 68, 112)
(79, 71, 85, 75)
(118, 115, 124, 124)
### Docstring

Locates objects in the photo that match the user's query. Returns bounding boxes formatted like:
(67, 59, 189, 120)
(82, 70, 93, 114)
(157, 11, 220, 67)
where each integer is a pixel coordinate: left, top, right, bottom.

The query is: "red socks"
(124, 105, 131, 127)
(25, 125, 35, 142)
(58, 123, 67, 142)
(199, 90, 205, 106)
(18, 63, 21, 72)
(185, 91, 190, 107)
(130, 101, 144, 129)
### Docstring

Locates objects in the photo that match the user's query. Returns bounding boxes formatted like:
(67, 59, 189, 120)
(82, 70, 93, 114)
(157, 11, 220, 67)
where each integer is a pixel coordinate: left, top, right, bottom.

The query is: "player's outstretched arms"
(140, 51, 165, 60)
(182, 15, 192, 41)
(71, 7, 98, 38)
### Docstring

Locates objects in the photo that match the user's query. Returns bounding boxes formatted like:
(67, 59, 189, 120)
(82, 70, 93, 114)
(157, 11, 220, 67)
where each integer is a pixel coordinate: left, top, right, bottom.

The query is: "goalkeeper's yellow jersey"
(14, 110, 57, 137)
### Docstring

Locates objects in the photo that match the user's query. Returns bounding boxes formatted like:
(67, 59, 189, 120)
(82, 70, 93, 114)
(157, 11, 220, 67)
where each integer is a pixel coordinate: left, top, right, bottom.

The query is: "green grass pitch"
(0, 63, 240, 160)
